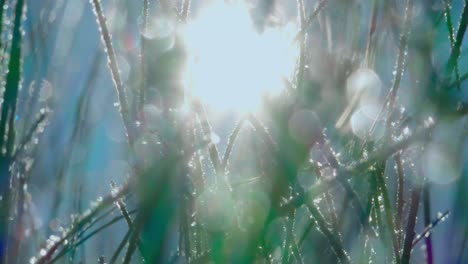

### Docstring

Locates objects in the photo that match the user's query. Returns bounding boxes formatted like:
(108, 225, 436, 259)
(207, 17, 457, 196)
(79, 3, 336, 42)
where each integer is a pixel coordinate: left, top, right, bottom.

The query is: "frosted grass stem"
(90, 0, 134, 146)
(395, 152, 405, 247)
(386, 0, 414, 131)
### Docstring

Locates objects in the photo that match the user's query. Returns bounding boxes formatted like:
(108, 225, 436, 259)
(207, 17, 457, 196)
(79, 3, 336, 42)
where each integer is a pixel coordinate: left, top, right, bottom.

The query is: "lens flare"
(182, 0, 298, 113)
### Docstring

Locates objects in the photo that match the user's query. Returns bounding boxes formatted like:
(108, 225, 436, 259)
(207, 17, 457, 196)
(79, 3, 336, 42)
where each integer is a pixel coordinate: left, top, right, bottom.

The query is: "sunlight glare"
(182, 0, 298, 112)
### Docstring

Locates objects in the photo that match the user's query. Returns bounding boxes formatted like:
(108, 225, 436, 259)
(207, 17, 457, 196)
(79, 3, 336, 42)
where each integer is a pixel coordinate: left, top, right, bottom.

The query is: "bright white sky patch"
(182, 0, 298, 112)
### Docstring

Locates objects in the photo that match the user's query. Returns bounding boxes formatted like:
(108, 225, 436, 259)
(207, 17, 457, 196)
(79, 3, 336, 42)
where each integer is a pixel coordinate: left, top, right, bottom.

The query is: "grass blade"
(386, 0, 414, 130)
(395, 153, 405, 247)
(35, 183, 131, 264)
(0, 0, 25, 261)
(90, 0, 134, 146)
(375, 162, 400, 264)
(443, 0, 461, 90)
(222, 117, 246, 169)
(444, 0, 468, 86)
(305, 203, 350, 263)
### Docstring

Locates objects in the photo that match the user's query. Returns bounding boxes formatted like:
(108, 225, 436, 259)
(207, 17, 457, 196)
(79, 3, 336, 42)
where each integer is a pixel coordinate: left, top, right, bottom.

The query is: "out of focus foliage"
(0, 0, 467, 263)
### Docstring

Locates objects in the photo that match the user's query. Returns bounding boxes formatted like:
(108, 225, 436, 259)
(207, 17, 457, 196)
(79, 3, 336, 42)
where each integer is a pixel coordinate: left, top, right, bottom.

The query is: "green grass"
(0, 0, 467, 263)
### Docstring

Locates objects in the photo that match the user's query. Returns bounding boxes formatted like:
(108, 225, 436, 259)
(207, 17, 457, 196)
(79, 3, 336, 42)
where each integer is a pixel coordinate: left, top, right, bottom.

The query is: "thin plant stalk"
(412, 211, 450, 247)
(369, 170, 386, 244)
(35, 183, 131, 264)
(368, 0, 413, 137)
(401, 183, 422, 264)
(181, 0, 191, 22)
(0, 0, 5, 49)
(90, 0, 135, 146)
(111, 182, 145, 259)
(296, 0, 306, 93)
(386, 0, 414, 130)
(50, 209, 138, 264)
(282, 213, 293, 264)
(422, 183, 433, 264)
(448, 71, 468, 88)
(282, 121, 435, 216)
(49, 53, 100, 222)
(110, 228, 132, 264)
(287, 211, 304, 264)
(138, 0, 149, 112)
(364, 0, 379, 67)
(324, 140, 367, 229)
(295, 0, 329, 39)
(122, 214, 143, 264)
(375, 162, 400, 264)
(395, 152, 405, 247)
(305, 204, 350, 264)
(222, 117, 246, 169)
(298, 220, 315, 248)
(192, 101, 222, 176)
(456, 229, 468, 264)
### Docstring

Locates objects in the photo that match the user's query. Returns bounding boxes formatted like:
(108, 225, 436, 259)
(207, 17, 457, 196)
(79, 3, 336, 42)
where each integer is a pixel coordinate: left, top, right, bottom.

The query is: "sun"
(181, 0, 299, 113)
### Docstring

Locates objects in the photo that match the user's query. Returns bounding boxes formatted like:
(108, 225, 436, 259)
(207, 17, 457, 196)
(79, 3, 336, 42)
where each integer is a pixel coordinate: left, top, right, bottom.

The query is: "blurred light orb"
(422, 143, 462, 185)
(350, 104, 384, 141)
(141, 14, 176, 53)
(235, 190, 270, 232)
(196, 187, 235, 232)
(39, 80, 54, 102)
(133, 134, 163, 169)
(346, 68, 382, 105)
(106, 159, 131, 181)
(116, 55, 130, 83)
(264, 218, 286, 250)
(209, 132, 220, 144)
(419, 118, 465, 185)
(288, 110, 322, 145)
(182, 0, 298, 112)
(141, 104, 162, 132)
(320, 166, 337, 181)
